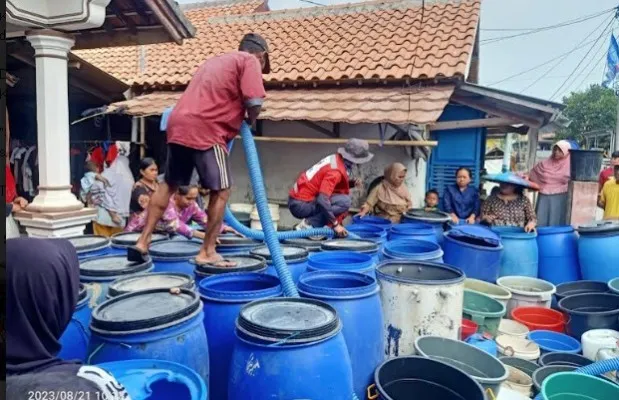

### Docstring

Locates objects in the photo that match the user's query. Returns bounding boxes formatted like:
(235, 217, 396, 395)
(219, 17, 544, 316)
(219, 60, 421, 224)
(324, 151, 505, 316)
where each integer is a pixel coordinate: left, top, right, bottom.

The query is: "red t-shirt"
(289, 154, 350, 202)
(166, 51, 266, 151)
(599, 167, 614, 190)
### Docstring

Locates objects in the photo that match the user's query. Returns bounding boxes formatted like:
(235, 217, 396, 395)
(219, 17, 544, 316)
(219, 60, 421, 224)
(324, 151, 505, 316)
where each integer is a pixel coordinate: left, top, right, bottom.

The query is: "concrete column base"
(14, 208, 96, 238)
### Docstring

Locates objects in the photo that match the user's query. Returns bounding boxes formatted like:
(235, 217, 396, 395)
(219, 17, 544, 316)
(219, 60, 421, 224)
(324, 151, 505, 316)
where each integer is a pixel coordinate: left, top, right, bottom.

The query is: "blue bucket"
(307, 251, 376, 277)
(389, 223, 438, 244)
(250, 245, 309, 284)
(492, 226, 539, 278)
(382, 239, 444, 263)
(97, 359, 207, 400)
(527, 330, 582, 354)
(229, 298, 354, 399)
(194, 255, 267, 284)
(298, 271, 383, 400)
(199, 273, 281, 400)
(537, 226, 580, 285)
(68, 235, 113, 259)
(80, 255, 153, 304)
(58, 284, 94, 362)
(88, 288, 209, 383)
(321, 239, 380, 263)
(443, 225, 503, 283)
(149, 240, 201, 275)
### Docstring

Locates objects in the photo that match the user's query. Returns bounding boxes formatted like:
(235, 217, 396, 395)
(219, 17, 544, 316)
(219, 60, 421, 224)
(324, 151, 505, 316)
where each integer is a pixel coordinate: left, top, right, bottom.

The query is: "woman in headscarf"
(6, 238, 130, 400)
(358, 162, 412, 223)
(528, 140, 571, 226)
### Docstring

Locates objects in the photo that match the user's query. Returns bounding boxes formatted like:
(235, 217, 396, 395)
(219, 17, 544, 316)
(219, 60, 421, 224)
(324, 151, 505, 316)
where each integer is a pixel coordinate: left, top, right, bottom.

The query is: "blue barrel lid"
(79, 255, 152, 278)
(321, 238, 379, 253)
(97, 359, 207, 400)
(376, 260, 465, 285)
(236, 297, 341, 344)
(193, 254, 267, 275)
(447, 225, 501, 247)
(250, 245, 308, 263)
(107, 272, 195, 298)
(91, 288, 201, 334)
(577, 220, 619, 235)
(111, 232, 169, 247)
(67, 235, 110, 254)
(537, 225, 575, 235)
(149, 240, 201, 260)
(403, 208, 451, 223)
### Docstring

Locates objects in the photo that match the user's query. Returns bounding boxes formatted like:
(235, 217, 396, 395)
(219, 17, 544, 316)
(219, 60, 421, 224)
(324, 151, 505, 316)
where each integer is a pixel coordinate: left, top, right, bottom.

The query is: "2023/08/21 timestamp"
(28, 392, 113, 400)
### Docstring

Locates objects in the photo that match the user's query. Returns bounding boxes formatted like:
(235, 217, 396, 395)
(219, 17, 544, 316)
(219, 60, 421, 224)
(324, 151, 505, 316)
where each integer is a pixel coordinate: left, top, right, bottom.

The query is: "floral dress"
(481, 194, 537, 227)
(125, 197, 209, 238)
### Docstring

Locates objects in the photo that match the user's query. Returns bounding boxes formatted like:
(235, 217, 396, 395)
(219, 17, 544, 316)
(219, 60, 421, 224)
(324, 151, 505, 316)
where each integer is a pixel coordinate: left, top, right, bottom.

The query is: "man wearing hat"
(288, 139, 374, 237)
(129, 33, 270, 266)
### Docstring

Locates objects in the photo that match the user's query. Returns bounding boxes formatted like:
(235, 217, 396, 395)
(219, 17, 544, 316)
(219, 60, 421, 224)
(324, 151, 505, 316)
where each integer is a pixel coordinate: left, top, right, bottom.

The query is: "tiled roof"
(104, 85, 454, 124)
(78, 0, 480, 88)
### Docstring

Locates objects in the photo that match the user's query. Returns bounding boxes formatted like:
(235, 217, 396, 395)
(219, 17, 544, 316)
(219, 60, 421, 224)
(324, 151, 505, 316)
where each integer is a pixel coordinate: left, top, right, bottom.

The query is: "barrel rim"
(307, 250, 374, 271)
(443, 231, 504, 251)
(79, 255, 153, 278)
(538, 352, 593, 367)
(577, 220, 619, 235)
(192, 254, 267, 275)
(558, 292, 619, 316)
(496, 276, 556, 297)
(463, 289, 506, 317)
(352, 214, 392, 226)
(376, 260, 465, 285)
(541, 372, 618, 398)
(390, 223, 435, 233)
(533, 365, 577, 391)
(320, 238, 379, 253)
(148, 240, 202, 261)
(555, 280, 610, 299)
(491, 226, 538, 239)
(527, 330, 582, 354)
(249, 244, 309, 262)
(464, 278, 512, 300)
(403, 208, 451, 223)
(297, 270, 379, 300)
(110, 232, 169, 247)
(198, 272, 282, 302)
(67, 234, 111, 254)
(107, 272, 196, 298)
(536, 225, 575, 235)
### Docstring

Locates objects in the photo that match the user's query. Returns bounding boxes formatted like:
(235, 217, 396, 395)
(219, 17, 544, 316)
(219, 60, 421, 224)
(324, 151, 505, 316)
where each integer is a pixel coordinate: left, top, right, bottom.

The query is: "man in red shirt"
(599, 151, 619, 192)
(288, 139, 374, 237)
(129, 33, 269, 266)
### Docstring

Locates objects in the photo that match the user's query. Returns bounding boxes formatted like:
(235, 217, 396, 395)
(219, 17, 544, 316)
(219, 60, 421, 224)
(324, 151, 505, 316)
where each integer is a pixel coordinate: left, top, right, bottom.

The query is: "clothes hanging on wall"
(9, 143, 38, 202)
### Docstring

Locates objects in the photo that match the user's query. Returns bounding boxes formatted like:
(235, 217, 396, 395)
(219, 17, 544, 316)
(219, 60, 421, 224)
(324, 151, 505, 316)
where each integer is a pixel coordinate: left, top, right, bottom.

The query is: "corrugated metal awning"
(104, 85, 455, 125)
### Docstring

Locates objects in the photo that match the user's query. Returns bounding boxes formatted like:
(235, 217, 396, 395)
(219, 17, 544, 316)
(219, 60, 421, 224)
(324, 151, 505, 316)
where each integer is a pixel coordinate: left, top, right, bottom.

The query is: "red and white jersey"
(289, 154, 350, 201)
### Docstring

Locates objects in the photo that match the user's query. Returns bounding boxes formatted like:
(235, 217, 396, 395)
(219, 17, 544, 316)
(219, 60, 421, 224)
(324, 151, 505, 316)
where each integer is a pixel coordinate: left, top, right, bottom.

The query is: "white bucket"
(250, 204, 280, 231)
(496, 334, 540, 361)
(581, 329, 619, 361)
(230, 203, 254, 214)
(497, 319, 530, 338)
(465, 278, 512, 309)
(501, 366, 533, 398)
(496, 276, 556, 315)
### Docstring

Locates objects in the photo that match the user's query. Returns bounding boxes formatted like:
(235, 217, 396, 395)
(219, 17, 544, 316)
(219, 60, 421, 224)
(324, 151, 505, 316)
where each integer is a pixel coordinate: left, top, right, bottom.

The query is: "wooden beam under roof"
(451, 94, 545, 128)
(109, 2, 138, 34)
(429, 117, 521, 132)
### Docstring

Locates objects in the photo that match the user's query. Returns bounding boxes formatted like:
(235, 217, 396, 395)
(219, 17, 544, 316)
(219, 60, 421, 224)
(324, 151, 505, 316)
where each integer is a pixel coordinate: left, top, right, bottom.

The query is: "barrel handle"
(469, 314, 486, 327)
(367, 384, 378, 400)
(486, 388, 497, 400)
(503, 345, 515, 357)
(408, 289, 419, 302)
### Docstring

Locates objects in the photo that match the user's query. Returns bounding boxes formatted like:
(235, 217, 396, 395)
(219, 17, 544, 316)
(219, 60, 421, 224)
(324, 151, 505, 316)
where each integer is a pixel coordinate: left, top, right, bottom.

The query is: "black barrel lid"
(149, 240, 201, 259)
(79, 255, 152, 278)
(283, 237, 325, 252)
(404, 208, 451, 223)
(236, 298, 340, 344)
(321, 239, 379, 253)
(111, 232, 169, 246)
(107, 272, 195, 298)
(217, 234, 261, 246)
(91, 288, 201, 334)
(577, 220, 619, 235)
(67, 235, 111, 254)
(193, 255, 267, 275)
(250, 245, 309, 262)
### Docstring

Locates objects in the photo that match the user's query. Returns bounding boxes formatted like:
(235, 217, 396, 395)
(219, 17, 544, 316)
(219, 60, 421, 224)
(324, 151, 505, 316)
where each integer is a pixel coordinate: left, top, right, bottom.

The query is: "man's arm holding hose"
(317, 171, 348, 236)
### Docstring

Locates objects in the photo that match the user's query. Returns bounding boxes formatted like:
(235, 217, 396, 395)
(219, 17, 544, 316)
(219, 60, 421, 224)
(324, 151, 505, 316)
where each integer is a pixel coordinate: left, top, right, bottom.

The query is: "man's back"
(601, 178, 619, 219)
(167, 51, 265, 151)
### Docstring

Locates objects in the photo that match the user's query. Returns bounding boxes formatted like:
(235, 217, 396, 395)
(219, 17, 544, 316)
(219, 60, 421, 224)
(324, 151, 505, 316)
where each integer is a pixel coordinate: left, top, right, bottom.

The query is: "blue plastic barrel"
(149, 240, 201, 275)
(97, 359, 207, 400)
(250, 244, 309, 284)
(229, 298, 354, 399)
(382, 239, 444, 263)
(67, 235, 113, 259)
(199, 273, 282, 400)
(79, 255, 153, 304)
(58, 284, 94, 362)
(577, 222, 619, 282)
(401, 209, 451, 244)
(389, 223, 438, 244)
(106, 272, 196, 298)
(537, 226, 580, 285)
(321, 239, 381, 263)
(110, 232, 169, 254)
(352, 215, 392, 231)
(298, 271, 384, 400)
(217, 234, 262, 255)
(194, 255, 267, 284)
(283, 237, 326, 253)
(346, 224, 389, 245)
(443, 225, 503, 283)
(492, 227, 539, 278)
(88, 288, 209, 383)
(307, 251, 376, 277)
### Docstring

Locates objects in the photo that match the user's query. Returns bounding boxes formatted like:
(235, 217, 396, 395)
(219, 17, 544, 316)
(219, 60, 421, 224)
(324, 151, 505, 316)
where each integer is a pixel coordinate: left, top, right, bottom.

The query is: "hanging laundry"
(160, 106, 174, 131)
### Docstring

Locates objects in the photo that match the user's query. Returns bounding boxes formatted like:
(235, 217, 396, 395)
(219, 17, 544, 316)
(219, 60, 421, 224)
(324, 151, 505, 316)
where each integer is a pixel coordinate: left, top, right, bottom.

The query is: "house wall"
(227, 120, 427, 228)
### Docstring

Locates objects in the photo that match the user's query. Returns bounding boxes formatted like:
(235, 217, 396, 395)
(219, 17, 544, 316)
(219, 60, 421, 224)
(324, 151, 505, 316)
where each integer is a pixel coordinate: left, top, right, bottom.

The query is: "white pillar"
(26, 29, 83, 212)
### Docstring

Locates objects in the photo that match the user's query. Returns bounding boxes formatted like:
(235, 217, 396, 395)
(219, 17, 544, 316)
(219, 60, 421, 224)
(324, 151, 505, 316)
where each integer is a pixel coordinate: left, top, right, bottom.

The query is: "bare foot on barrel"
(195, 253, 237, 268)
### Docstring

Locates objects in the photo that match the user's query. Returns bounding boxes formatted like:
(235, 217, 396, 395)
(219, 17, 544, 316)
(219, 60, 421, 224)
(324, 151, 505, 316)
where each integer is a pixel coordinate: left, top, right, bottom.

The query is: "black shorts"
(165, 143, 232, 191)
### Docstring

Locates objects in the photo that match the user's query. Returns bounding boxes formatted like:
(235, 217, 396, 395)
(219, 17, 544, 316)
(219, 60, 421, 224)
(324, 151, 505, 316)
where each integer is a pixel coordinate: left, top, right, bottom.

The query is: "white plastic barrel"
(250, 204, 280, 231)
(230, 203, 254, 214)
(581, 329, 619, 361)
(496, 276, 556, 314)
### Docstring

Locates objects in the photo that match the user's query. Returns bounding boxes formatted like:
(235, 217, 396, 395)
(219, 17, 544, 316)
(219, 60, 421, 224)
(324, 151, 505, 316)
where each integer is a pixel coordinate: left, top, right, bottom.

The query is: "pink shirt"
(167, 51, 266, 151)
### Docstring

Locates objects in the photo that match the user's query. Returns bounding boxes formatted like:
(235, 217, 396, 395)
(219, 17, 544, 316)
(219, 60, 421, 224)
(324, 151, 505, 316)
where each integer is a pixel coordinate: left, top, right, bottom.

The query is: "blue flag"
(603, 34, 619, 88)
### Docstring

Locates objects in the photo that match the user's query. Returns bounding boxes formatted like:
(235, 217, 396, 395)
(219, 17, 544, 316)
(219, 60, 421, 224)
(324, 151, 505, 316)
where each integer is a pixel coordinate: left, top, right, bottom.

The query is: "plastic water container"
(229, 298, 354, 399)
(149, 240, 201, 275)
(465, 334, 498, 356)
(250, 245, 309, 284)
(511, 306, 566, 333)
(581, 329, 619, 361)
(67, 235, 115, 258)
(463, 290, 506, 336)
(88, 288, 209, 383)
(495, 334, 541, 361)
(321, 238, 381, 263)
(352, 215, 392, 231)
(401, 209, 451, 244)
(388, 223, 438, 244)
(250, 203, 279, 231)
(492, 227, 539, 278)
(110, 232, 169, 252)
(307, 250, 376, 277)
(193, 254, 267, 284)
(569, 149, 603, 181)
(345, 224, 389, 242)
(502, 365, 534, 398)
(577, 222, 619, 282)
(558, 293, 619, 339)
(541, 372, 619, 400)
(496, 276, 556, 315)
(536, 226, 580, 285)
(527, 330, 582, 354)
(443, 225, 503, 283)
(382, 239, 444, 263)
(106, 272, 195, 298)
(58, 284, 94, 362)
(217, 234, 262, 255)
(464, 278, 512, 309)
(497, 319, 530, 338)
(298, 271, 384, 400)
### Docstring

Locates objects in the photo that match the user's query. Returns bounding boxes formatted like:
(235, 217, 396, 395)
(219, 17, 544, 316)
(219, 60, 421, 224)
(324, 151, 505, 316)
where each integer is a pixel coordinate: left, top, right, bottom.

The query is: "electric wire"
(570, 23, 617, 93)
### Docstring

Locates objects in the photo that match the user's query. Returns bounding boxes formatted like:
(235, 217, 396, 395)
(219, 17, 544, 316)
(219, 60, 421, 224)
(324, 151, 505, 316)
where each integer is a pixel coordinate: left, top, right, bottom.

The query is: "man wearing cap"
(129, 33, 270, 266)
(288, 139, 374, 237)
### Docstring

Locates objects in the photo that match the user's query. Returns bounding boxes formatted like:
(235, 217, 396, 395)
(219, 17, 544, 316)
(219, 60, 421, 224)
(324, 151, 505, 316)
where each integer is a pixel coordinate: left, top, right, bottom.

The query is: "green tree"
(557, 84, 617, 146)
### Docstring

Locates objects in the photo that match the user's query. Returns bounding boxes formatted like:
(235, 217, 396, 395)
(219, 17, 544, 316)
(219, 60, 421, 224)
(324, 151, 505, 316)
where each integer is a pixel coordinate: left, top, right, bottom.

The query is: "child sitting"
(424, 189, 439, 211)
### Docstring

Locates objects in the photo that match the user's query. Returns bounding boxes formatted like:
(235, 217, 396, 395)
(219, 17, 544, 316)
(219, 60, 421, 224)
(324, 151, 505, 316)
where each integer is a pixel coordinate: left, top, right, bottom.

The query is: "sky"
(177, 0, 619, 102)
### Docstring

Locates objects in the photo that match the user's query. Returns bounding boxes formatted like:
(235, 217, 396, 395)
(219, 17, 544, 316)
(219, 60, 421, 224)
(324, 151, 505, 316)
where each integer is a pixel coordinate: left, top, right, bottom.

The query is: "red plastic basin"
(511, 306, 566, 333)
(461, 318, 478, 340)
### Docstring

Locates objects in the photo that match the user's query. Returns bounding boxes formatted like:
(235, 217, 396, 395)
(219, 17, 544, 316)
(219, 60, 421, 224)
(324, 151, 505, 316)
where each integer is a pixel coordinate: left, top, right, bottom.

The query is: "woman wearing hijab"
(358, 162, 412, 223)
(528, 140, 571, 226)
(6, 238, 130, 400)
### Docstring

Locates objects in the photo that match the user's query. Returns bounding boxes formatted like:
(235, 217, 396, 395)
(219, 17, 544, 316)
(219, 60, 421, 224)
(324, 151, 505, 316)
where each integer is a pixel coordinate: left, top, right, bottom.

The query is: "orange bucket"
(511, 306, 566, 333)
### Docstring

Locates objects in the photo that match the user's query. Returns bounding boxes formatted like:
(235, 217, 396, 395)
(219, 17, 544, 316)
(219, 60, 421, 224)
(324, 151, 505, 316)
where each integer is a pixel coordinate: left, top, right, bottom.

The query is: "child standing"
(424, 189, 439, 211)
